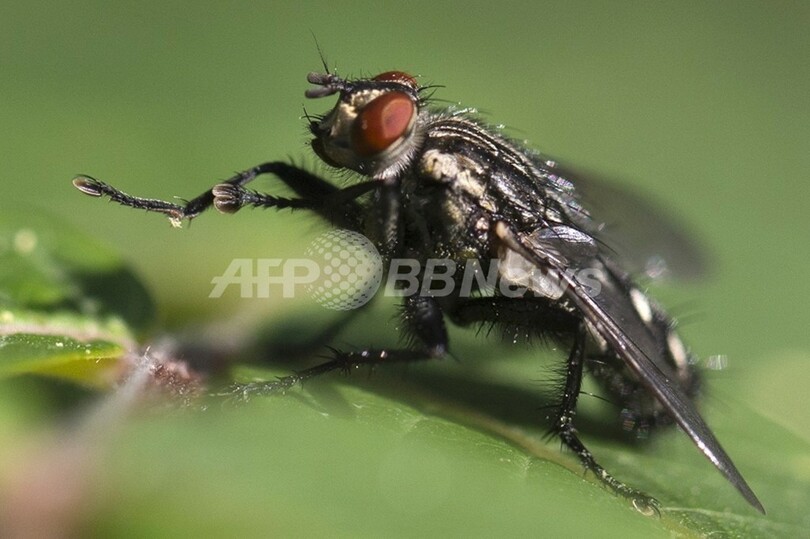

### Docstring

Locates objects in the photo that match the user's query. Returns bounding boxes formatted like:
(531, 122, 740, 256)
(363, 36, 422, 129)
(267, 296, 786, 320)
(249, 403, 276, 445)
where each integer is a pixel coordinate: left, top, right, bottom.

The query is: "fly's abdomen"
(585, 256, 701, 435)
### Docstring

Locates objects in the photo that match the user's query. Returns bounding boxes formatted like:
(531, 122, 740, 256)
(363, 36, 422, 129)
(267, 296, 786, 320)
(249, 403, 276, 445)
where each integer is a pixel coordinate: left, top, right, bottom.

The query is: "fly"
(72, 68, 764, 514)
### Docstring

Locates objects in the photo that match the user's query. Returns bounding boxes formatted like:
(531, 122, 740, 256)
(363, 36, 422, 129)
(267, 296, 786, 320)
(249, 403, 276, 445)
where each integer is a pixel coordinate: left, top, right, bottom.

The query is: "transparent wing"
(550, 164, 709, 281)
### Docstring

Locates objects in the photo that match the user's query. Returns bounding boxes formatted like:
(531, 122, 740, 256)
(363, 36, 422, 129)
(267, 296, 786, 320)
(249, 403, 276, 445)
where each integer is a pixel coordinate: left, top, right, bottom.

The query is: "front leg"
(73, 162, 277, 225)
(376, 179, 403, 258)
(211, 180, 378, 229)
(72, 161, 373, 228)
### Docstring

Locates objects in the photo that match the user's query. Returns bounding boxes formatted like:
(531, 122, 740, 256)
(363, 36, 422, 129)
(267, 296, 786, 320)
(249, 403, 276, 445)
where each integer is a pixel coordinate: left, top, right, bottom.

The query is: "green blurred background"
(1, 1, 809, 536)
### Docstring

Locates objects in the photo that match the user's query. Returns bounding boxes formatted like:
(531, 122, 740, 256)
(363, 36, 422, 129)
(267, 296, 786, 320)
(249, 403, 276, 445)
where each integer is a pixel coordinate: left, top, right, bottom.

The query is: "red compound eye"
(372, 71, 419, 90)
(352, 91, 415, 156)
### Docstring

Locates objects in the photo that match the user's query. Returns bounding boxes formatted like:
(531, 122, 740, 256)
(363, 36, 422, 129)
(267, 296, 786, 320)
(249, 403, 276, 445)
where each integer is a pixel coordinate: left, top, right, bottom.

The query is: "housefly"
(72, 68, 763, 514)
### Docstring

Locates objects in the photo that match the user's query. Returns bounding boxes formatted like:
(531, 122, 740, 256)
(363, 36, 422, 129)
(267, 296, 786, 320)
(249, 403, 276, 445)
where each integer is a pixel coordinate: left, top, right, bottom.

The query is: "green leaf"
(0, 332, 123, 387)
(93, 379, 672, 538)
(83, 351, 808, 537)
(0, 206, 153, 385)
(0, 206, 154, 333)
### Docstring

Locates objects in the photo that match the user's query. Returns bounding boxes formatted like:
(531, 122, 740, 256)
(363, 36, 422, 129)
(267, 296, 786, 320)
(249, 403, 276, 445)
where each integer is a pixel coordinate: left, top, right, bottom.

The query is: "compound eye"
(372, 71, 419, 90)
(352, 91, 415, 156)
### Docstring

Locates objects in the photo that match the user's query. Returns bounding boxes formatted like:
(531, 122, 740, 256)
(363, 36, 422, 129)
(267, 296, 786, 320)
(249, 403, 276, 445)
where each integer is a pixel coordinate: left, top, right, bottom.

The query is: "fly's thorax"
(417, 148, 499, 211)
(307, 71, 425, 180)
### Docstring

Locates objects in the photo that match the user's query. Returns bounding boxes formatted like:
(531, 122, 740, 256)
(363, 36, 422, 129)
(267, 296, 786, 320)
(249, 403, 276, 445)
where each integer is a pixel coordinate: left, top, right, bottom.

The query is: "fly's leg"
(399, 295, 449, 358)
(227, 347, 433, 400)
(447, 296, 657, 512)
(73, 161, 376, 228)
(447, 295, 579, 341)
(210, 179, 376, 229)
(227, 296, 449, 399)
(73, 163, 279, 223)
(553, 325, 660, 516)
(374, 179, 403, 258)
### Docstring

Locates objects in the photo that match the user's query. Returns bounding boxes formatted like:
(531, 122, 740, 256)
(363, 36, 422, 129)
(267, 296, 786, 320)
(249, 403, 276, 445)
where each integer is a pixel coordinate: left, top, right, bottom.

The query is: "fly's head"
(305, 71, 423, 179)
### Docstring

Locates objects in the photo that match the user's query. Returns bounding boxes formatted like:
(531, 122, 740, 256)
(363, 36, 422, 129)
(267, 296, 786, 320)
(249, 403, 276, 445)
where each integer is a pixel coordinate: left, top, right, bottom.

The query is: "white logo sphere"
(305, 229, 383, 310)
